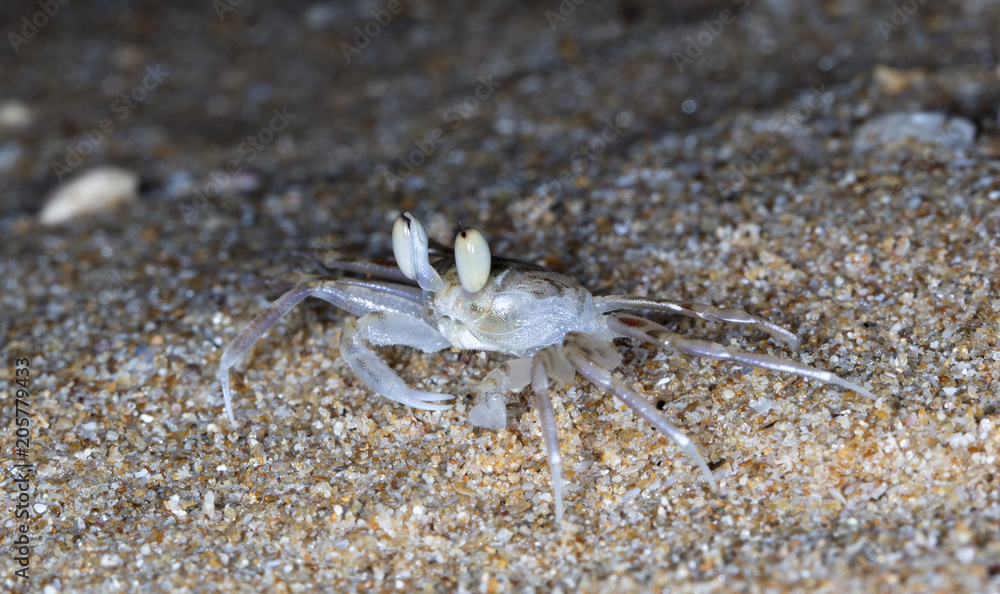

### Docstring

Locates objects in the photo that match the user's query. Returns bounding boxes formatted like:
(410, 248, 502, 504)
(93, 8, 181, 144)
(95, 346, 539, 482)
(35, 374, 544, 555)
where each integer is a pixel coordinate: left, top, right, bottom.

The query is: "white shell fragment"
(40, 166, 139, 226)
(454, 226, 491, 293)
(852, 111, 976, 154)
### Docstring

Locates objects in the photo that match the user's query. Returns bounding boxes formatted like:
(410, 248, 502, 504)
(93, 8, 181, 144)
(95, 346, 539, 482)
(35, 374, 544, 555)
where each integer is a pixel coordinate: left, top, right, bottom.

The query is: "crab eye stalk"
(455, 226, 491, 293)
(392, 213, 416, 280)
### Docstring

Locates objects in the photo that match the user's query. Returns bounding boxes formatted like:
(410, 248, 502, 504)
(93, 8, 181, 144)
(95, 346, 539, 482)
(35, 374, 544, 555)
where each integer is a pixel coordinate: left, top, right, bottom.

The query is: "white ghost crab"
(218, 212, 874, 522)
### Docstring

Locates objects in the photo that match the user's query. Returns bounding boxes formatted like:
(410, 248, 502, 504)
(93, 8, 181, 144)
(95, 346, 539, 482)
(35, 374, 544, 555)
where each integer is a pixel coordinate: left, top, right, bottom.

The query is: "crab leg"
(218, 278, 429, 424)
(531, 354, 564, 523)
(607, 314, 875, 398)
(596, 295, 799, 346)
(565, 343, 718, 491)
(310, 257, 415, 283)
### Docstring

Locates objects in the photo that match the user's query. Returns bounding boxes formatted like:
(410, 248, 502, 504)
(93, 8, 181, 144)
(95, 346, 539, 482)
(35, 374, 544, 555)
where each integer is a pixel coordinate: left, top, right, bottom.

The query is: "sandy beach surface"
(2, 1, 999, 591)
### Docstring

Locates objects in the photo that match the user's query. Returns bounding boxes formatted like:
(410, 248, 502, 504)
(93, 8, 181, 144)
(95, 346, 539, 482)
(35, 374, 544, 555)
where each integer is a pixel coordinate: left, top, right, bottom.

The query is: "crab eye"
(392, 213, 416, 280)
(455, 226, 491, 293)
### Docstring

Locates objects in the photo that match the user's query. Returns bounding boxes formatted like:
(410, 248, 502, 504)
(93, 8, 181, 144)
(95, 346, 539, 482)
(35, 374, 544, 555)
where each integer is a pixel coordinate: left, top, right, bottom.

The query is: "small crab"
(218, 212, 874, 522)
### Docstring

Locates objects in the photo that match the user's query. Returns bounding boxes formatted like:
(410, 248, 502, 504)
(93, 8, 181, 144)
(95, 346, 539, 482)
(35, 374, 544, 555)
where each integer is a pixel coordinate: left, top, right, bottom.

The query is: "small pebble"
(0, 99, 33, 128)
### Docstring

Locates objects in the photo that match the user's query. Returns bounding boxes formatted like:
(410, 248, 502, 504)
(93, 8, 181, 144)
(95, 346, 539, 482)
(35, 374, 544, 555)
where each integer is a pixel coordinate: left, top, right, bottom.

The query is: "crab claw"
(397, 389, 455, 410)
(392, 212, 444, 292)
